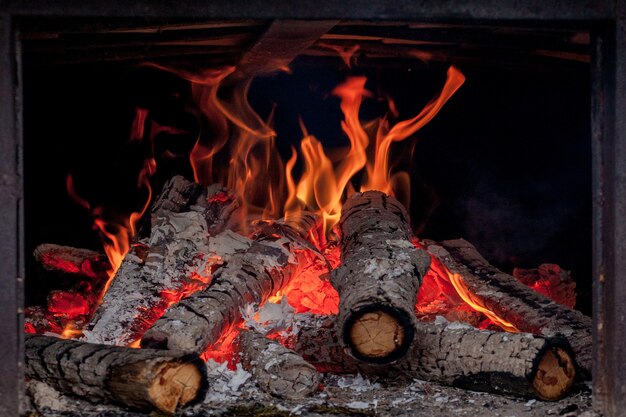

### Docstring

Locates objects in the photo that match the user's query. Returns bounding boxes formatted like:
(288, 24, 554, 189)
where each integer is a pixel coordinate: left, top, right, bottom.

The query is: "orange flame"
(284, 66, 464, 236)
(446, 271, 520, 332)
(66, 108, 155, 301)
(413, 240, 519, 332)
(361, 66, 466, 195)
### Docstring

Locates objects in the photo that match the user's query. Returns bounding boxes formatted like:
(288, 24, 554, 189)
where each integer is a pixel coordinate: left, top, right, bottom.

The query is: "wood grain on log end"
(108, 356, 206, 414)
(26, 334, 209, 414)
(332, 191, 427, 365)
(531, 346, 576, 401)
(347, 308, 411, 362)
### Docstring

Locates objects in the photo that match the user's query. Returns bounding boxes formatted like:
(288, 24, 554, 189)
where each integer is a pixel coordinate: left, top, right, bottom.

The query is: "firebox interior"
(22, 19, 591, 314)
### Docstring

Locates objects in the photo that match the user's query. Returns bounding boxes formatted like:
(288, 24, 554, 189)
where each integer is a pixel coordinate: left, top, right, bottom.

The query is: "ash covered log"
(290, 315, 576, 401)
(235, 329, 321, 399)
(331, 191, 431, 363)
(426, 238, 592, 376)
(141, 213, 327, 353)
(85, 176, 238, 346)
(25, 334, 208, 414)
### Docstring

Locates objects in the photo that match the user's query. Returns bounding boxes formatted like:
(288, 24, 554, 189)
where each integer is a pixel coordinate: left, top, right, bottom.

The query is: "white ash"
(85, 207, 217, 346)
(203, 360, 255, 403)
(242, 297, 296, 336)
(24, 372, 596, 417)
(335, 374, 381, 392)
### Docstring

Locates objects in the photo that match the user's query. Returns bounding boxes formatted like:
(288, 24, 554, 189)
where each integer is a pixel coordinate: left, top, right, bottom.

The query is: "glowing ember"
(47, 291, 90, 318)
(34, 58, 577, 363)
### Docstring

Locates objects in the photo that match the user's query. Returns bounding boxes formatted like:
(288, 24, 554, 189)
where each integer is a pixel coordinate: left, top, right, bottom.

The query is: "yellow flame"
(447, 271, 520, 332)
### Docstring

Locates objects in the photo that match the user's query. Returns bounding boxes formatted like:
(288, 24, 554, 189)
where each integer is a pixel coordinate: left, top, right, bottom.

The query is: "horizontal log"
(426, 238, 592, 377)
(25, 334, 208, 414)
(33, 243, 109, 278)
(141, 213, 327, 354)
(235, 329, 320, 399)
(290, 315, 576, 401)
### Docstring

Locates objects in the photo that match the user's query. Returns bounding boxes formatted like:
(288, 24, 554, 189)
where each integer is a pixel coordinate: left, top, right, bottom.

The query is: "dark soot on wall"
(24, 58, 591, 313)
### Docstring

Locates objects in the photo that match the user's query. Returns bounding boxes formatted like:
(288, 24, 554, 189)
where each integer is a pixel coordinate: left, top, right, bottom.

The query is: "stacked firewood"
(25, 176, 590, 414)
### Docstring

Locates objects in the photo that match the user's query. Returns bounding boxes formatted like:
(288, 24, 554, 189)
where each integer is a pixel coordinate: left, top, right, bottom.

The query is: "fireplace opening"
(20, 18, 592, 415)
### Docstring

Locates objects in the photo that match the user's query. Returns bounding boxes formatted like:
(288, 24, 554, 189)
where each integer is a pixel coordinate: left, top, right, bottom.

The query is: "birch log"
(141, 213, 328, 353)
(84, 176, 238, 346)
(425, 238, 592, 377)
(331, 191, 431, 363)
(235, 329, 321, 399)
(25, 334, 208, 414)
(290, 315, 576, 401)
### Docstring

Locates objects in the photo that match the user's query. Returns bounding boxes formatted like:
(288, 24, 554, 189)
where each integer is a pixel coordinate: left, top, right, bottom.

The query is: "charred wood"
(85, 176, 238, 346)
(290, 315, 576, 401)
(331, 191, 430, 363)
(33, 244, 110, 279)
(25, 334, 208, 414)
(141, 213, 327, 354)
(235, 329, 320, 399)
(426, 238, 592, 377)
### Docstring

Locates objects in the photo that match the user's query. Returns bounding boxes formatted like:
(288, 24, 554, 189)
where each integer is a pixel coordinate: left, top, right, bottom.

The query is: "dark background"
(23, 56, 591, 312)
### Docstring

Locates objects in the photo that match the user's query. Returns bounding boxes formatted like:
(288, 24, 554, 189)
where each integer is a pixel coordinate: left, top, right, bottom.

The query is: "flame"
(446, 271, 520, 332)
(60, 323, 84, 339)
(412, 240, 520, 332)
(66, 108, 155, 302)
(361, 66, 466, 195)
(283, 67, 464, 236)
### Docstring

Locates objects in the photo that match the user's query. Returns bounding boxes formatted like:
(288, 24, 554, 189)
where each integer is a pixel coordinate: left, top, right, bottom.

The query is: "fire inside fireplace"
(20, 19, 591, 414)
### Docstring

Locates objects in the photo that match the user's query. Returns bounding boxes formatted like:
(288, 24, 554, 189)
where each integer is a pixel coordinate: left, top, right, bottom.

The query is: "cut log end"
(346, 308, 413, 363)
(531, 347, 576, 401)
(148, 362, 204, 414)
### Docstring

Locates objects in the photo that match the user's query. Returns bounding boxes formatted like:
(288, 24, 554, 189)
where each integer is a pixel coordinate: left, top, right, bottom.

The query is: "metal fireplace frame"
(1, 1, 625, 415)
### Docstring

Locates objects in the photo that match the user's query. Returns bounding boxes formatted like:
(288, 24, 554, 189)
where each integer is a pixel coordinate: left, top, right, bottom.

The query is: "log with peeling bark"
(25, 334, 208, 414)
(289, 314, 576, 401)
(424, 238, 592, 377)
(84, 176, 238, 346)
(330, 190, 431, 363)
(235, 329, 321, 399)
(141, 212, 327, 353)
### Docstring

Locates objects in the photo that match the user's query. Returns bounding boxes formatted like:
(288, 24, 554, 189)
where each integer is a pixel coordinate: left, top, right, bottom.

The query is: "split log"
(425, 238, 592, 376)
(235, 329, 321, 399)
(84, 176, 238, 346)
(331, 191, 431, 363)
(141, 213, 327, 354)
(25, 334, 208, 414)
(289, 315, 576, 401)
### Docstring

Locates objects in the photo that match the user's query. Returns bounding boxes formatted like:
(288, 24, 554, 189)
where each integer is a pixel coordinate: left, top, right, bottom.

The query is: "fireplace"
(1, 2, 624, 416)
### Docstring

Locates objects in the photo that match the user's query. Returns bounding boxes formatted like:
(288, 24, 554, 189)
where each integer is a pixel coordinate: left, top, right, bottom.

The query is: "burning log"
(290, 315, 576, 401)
(331, 191, 431, 363)
(141, 213, 327, 353)
(235, 329, 321, 399)
(85, 176, 238, 346)
(426, 238, 592, 376)
(33, 243, 110, 279)
(513, 264, 577, 309)
(25, 334, 208, 414)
